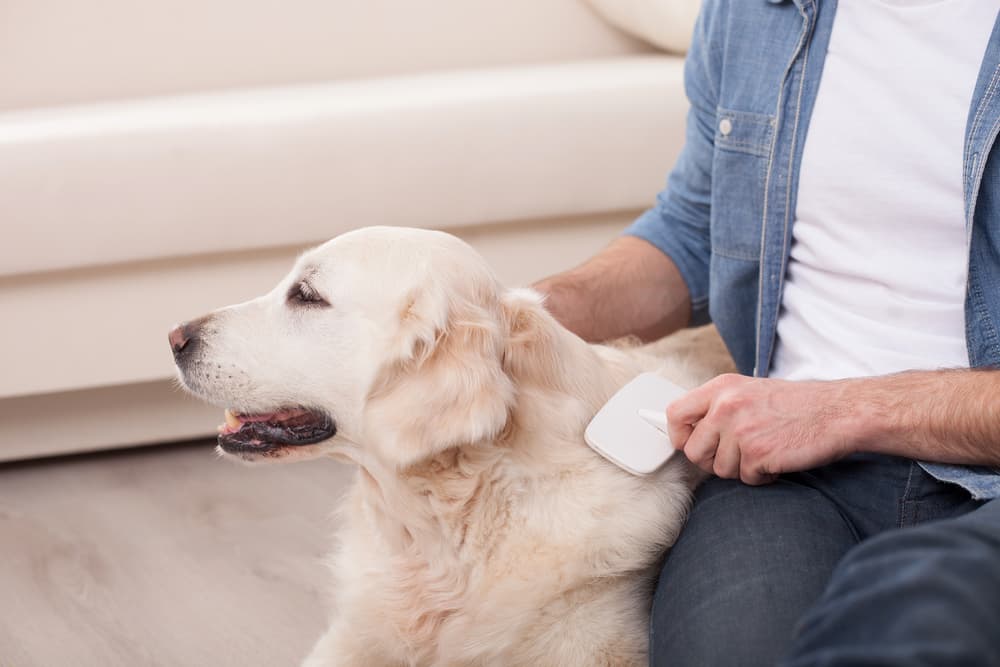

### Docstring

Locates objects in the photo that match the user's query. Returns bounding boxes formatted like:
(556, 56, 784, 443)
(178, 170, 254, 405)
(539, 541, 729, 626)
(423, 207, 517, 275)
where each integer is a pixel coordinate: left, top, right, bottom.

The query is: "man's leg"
(782, 498, 1000, 666)
(649, 476, 859, 666)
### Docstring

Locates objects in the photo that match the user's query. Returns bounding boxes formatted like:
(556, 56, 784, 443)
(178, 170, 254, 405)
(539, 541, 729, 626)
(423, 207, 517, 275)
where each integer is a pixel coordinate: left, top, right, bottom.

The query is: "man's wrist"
(831, 372, 936, 459)
(824, 377, 888, 458)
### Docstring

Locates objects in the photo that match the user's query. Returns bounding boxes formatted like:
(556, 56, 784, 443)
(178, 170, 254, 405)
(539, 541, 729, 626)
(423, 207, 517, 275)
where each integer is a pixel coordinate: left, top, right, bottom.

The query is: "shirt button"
(719, 118, 733, 136)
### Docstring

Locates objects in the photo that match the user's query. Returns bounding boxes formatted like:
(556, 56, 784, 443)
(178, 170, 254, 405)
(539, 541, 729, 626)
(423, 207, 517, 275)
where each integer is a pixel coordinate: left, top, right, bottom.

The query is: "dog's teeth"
(224, 409, 242, 430)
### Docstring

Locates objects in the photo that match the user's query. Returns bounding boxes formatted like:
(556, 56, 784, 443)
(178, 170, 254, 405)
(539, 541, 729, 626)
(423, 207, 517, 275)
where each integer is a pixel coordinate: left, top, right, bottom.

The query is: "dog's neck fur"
(352, 324, 646, 563)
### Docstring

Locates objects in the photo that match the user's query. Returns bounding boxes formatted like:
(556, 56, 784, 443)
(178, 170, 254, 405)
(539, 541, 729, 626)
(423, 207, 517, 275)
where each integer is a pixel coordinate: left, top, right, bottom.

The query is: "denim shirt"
(626, 0, 1000, 499)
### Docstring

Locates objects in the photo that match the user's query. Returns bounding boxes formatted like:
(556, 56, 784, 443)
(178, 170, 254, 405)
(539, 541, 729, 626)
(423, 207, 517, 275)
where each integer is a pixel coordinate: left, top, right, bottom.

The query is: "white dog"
(170, 226, 733, 666)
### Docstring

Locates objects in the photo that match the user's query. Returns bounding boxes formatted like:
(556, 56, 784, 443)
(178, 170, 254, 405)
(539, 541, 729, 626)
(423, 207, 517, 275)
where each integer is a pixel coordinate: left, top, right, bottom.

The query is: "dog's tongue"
(217, 408, 311, 435)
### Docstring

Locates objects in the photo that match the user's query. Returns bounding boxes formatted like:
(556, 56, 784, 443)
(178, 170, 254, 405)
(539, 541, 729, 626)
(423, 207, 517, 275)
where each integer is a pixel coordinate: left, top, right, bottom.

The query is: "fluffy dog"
(170, 226, 733, 666)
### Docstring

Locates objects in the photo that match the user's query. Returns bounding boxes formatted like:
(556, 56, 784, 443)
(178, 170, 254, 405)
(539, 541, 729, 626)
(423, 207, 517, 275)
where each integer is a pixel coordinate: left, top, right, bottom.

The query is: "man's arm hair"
(532, 236, 691, 343)
(852, 368, 1000, 466)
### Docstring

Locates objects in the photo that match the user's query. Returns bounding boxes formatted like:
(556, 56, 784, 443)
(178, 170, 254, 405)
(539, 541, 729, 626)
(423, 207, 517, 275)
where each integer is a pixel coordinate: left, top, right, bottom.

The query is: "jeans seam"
(898, 461, 918, 528)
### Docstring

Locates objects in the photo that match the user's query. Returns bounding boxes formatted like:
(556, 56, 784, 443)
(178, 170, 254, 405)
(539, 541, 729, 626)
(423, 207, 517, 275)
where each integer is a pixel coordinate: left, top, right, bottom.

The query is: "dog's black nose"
(169, 318, 205, 360)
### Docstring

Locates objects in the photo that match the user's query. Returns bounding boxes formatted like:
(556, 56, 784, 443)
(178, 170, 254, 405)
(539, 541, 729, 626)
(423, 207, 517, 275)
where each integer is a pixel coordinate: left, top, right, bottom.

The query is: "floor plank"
(0, 442, 355, 666)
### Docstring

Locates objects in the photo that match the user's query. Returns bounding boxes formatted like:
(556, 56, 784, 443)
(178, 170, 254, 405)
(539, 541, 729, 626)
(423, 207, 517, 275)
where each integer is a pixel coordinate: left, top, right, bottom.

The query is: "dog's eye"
(287, 282, 329, 307)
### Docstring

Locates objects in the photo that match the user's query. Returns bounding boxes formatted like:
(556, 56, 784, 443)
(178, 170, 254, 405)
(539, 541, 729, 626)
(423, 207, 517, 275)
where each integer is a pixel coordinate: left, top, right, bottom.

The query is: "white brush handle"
(636, 408, 669, 436)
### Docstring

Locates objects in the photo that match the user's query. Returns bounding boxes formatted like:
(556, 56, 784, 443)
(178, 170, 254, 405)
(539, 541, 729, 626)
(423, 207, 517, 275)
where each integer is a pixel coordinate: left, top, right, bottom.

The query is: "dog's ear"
(500, 288, 564, 388)
(365, 289, 516, 470)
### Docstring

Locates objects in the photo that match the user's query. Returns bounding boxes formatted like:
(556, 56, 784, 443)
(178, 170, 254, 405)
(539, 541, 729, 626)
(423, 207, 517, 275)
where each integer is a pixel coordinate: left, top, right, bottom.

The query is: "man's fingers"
(712, 436, 741, 479)
(667, 385, 714, 427)
(743, 472, 779, 486)
(668, 420, 695, 451)
(740, 459, 779, 486)
(682, 421, 720, 473)
(666, 384, 717, 449)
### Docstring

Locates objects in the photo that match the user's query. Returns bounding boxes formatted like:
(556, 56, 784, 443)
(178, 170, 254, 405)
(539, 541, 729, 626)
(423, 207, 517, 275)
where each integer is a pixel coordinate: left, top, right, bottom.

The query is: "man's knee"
(786, 499, 1000, 666)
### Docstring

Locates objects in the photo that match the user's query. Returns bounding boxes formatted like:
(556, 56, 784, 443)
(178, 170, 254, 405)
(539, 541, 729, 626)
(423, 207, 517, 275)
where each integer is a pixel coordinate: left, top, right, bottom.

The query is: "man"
(534, 0, 1000, 664)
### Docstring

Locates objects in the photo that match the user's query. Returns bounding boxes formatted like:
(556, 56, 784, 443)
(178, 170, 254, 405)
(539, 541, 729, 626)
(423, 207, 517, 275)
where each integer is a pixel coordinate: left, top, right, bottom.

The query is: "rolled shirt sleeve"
(624, 2, 720, 327)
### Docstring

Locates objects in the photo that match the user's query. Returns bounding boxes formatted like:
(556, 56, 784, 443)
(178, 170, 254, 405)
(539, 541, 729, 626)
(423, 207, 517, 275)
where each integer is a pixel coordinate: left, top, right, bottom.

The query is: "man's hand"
(667, 374, 861, 484)
(668, 369, 1000, 484)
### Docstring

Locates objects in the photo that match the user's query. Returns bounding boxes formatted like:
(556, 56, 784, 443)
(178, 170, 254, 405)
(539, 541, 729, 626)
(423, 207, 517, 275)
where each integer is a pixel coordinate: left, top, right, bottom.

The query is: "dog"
(170, 226, 734, 666)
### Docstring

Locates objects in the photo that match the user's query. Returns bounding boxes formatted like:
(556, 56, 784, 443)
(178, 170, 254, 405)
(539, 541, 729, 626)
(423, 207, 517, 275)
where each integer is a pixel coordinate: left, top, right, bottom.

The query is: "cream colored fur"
(174, 227, 734, 666)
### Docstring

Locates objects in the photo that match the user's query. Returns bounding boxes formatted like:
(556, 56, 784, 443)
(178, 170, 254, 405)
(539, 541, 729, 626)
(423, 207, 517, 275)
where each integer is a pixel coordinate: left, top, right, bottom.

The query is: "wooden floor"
(0, 441, 355, 667)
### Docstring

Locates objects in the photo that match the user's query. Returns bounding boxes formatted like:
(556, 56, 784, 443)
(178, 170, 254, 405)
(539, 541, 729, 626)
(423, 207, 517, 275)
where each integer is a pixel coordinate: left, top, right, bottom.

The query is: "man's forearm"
(532, 236, 691, 343)
(851, 368, 1000, 467)
(667, 367, 1000, 484)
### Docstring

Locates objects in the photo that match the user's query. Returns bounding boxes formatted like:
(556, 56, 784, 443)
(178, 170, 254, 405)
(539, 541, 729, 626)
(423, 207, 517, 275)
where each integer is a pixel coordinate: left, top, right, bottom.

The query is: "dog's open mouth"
(217, 408, 336, 454)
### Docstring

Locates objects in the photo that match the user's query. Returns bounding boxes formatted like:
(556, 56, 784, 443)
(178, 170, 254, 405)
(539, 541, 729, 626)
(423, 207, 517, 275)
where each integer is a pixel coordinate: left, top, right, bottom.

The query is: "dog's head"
(171, 226, 559, 467)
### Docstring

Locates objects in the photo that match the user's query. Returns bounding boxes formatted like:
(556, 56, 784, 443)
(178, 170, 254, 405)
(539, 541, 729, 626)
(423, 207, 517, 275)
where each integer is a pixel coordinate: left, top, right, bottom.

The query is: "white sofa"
(0, 0, 690, 461)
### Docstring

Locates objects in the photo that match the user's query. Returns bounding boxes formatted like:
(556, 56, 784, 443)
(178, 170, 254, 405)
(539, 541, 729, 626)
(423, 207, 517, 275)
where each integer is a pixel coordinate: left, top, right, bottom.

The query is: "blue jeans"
(649, 453, 1000, 666)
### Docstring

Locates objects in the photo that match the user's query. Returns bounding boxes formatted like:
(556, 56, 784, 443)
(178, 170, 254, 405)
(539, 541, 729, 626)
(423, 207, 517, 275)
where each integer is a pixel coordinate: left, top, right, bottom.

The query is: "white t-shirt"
(769, 0, 1000, 381)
